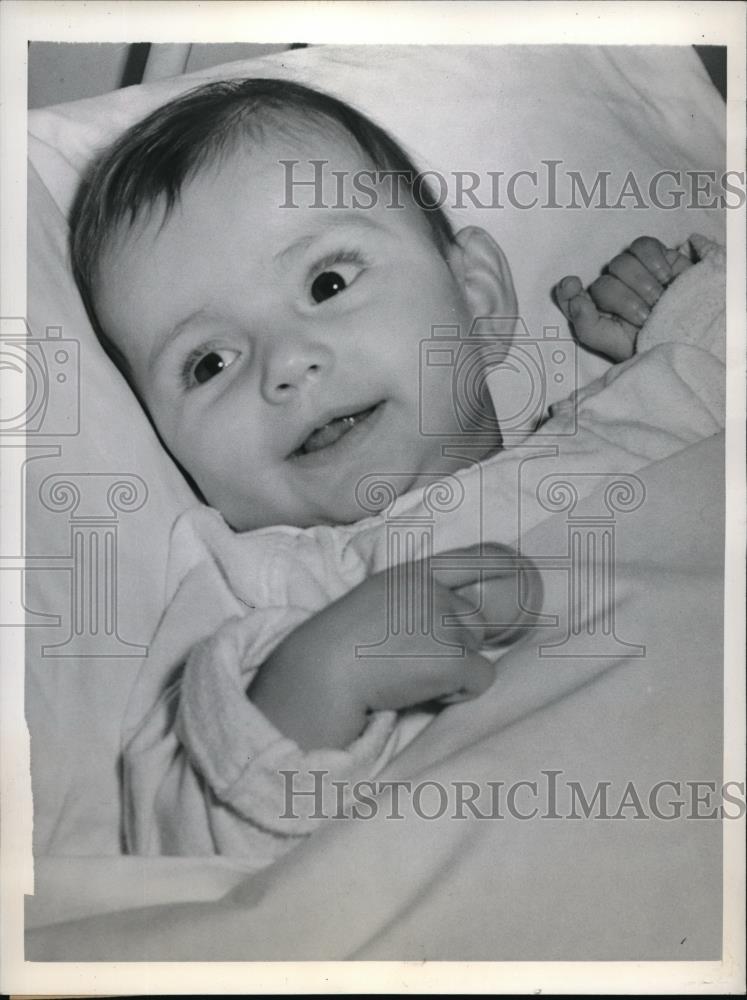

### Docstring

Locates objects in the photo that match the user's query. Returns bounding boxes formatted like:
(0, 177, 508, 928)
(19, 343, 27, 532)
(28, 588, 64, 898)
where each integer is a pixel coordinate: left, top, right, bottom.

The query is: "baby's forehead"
(188, 127, 429, 238)
(227, 123, 378, 201)
(99, 117, 435, 289)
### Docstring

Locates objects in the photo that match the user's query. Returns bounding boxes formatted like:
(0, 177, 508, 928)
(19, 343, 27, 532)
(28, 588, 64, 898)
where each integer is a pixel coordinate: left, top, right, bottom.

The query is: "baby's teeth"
(298, 405, 377, 456)
(302, 414, 354, 453)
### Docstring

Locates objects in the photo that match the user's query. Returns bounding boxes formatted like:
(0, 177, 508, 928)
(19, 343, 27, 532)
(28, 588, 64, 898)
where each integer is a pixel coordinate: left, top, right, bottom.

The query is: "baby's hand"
(554, 236, 692, 362)
(249, 545, 526, 751)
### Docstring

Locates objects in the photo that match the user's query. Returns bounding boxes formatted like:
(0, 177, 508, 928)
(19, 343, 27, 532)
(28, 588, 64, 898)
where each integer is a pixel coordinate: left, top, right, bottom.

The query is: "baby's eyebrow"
(149, 307, 211, 369)
(274, 234, 315, 263)
(274, 217, 385, 265)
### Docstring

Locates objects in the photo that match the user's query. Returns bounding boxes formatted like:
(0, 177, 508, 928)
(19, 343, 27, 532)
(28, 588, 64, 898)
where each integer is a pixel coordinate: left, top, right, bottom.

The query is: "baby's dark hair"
(69, 77, 456, 379)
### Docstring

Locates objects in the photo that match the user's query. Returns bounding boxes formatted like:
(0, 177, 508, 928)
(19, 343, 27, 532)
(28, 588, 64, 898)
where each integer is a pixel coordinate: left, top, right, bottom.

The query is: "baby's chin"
(407, 435, 503, 488)
(218, 436, 504, 533)
(221, 497, 368, 533)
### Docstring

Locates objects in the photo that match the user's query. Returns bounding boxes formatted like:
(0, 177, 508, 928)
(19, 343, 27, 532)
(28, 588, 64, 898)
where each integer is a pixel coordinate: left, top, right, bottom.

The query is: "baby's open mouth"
(291, 402, 382, 458)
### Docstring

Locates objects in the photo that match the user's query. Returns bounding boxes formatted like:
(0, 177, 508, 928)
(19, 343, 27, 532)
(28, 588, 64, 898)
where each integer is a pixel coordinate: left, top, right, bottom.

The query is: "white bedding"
(23, 44, 727, 959)
(26, 432, 725, 958)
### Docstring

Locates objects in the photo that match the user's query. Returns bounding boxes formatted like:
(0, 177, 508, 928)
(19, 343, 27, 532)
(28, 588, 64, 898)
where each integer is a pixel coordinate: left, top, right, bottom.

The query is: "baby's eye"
(309, 255, 365, 304)
(311, 270, 347, 303)
(186, 348, 240, 387)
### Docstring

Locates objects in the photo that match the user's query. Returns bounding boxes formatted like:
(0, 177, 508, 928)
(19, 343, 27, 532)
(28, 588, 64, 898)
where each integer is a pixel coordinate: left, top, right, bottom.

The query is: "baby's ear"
(448, 226, 518, 324)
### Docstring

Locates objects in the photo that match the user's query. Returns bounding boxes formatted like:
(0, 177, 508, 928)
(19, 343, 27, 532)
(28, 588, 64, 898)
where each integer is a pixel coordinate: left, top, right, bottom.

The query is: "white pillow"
(24, 44, 725, 853)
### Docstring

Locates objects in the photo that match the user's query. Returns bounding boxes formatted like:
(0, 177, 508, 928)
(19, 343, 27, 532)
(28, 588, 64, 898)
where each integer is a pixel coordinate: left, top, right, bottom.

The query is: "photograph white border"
(1, 1, 745, 994)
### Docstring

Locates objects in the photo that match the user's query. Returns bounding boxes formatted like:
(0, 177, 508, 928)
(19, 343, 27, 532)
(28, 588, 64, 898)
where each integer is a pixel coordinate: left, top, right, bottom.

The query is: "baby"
(70, 79, 724, 860)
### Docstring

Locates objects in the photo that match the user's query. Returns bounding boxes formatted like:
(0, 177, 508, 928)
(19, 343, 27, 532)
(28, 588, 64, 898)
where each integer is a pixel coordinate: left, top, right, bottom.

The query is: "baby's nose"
(261, 342, 330, 403)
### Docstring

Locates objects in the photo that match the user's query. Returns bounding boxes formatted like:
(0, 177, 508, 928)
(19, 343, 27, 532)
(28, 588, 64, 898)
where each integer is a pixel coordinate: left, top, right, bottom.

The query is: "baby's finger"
(588, 274, 651, 327)
(664, 246, 694, 279)
(554, 275, 584, 323)
(628, 235, 672, 284)
(554, 276, 603, 331)
(556, 278, 638, 361)
(574, 312, 638, 363)
(566, 288, 602, 336)
(607, 252, 664, 307)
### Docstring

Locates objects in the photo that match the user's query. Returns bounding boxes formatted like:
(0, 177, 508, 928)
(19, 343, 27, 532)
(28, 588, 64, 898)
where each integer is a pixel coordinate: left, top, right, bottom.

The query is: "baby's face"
(95, 133, 502, 530)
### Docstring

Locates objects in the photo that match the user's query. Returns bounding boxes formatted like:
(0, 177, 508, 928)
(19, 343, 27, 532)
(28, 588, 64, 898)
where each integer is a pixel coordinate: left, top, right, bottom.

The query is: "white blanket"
(26, 430, 726, 959)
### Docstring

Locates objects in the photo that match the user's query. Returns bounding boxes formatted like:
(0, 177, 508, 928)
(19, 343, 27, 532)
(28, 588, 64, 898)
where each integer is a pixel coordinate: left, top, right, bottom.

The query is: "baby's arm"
(249, 546, 522, 751)
(554, 236, 693, 361)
